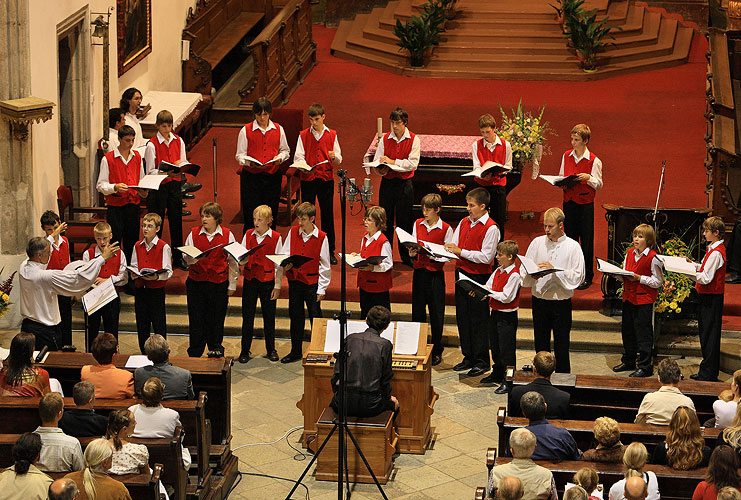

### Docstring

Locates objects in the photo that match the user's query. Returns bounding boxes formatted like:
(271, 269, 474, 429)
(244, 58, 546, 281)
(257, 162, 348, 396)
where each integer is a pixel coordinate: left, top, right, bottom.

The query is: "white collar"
(140, 236, 160, 248)
(483, 136, 502, 150)
(300, 225, 319, 238)
(570, 147, 591, 162)
(252, 120, 277, 133)
(310, 125, 329, 138)
(254, 228, 273, 238)
(546, 234, 568, 244)
(421, 218, 443, 231)
(364, 231, 382, 242)
(113, 147, 135, 161)
(47, 234, 64, 250)
(500, 263, 516, 273)
(709, 240, 724, 250)
(388, 129, 411, 143)
(156, 132, 176, 145)
(199, 225, 223, 236)
(633, 246, 650, 258)
(469, 212, 490, 226)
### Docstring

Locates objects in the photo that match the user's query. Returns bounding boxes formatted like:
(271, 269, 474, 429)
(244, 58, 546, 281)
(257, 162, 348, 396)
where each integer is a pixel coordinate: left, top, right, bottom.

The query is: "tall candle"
(377, 117, 383, 137)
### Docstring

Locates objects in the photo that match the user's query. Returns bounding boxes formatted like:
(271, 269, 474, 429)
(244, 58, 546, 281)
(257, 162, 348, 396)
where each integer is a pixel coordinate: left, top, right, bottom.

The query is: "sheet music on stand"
(82, 278, 118, 315)
(323, 320, 367, 352)
(394, 322, 420, 355)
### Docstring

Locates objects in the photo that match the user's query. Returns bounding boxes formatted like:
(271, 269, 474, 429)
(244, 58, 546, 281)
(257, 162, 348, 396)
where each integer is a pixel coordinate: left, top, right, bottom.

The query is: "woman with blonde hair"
(652, 406, 711, 469)
(608, 442, 660, 500)
(571, 467, 602, 500)
(714, 369, 741, 429)
(583, 417, 626, 463)
(64, 438, 131, 500)
(717, 401, 741, 460)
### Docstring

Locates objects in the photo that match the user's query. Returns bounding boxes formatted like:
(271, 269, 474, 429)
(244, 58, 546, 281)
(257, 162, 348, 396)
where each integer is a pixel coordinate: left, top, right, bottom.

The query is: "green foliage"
(393, 16, 437, 67)
(555, 0, 615, 70)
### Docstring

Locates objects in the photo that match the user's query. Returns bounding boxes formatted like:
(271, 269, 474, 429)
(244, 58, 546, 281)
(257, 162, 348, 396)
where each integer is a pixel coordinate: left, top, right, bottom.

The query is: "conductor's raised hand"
(102, 242, 120, 261)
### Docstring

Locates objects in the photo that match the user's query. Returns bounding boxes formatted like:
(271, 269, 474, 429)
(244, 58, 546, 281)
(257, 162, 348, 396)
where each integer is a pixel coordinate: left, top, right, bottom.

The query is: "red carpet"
(161, 26, 741, 329)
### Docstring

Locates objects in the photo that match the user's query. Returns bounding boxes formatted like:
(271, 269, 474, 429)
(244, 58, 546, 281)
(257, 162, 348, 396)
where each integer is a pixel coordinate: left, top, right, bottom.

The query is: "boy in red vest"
(96, 124, 147, 264)
(83, 222, 128, 350)
(235, 97, 290, 234)
(129, 213, 173, 354)
(408, 193, 453, 366)
(40, 211, 72, 347)
(294, 103, 342, 265)
(558, 123, 603, 290)
(373, 107, 420, 267)
(613, 224, 663, 378)
(471, 114, 512, 237)
(183, 202, 238, 357)
(690, 216, 726, 381)
(239, 205, 282, 364)
(144, 110, 188, 270)
(445, 187, 500, 377)
(275, 202, 331, 363)
(481, 240, 522, 392)
(356, 206, 393, 319)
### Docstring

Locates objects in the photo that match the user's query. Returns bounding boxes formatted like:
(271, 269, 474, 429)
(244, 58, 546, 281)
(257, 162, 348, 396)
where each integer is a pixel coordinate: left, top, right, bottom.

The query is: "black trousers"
(186, 278, 228, 357)
(331, 390, 396, 418)
(563, 200, 594, 282)
(484, 185, 507, 239)
(288, 280, 322, 357)
(57, 296, 72, 347)
(150, 181, 183, 260)
(379, 177, 413, 265)
(697, 293, 723, 380)
(241, 278, 277, 355)
(412, 268, 446, 356)
(240, 171, 282, 234)
(532, 296, 573, 373)
(134, 286, 167, 354)
(454, 270, 491, 370)
(86, 297, 121, 351)
(359, 289, 391, 320)
(301, 179, 335, 252)
(21, 319, 60, 351)
(489, 310, 518, 379)
(620, 301, 654, 371)
(107, 203, 140, 263)
(505, 171, 522, 196)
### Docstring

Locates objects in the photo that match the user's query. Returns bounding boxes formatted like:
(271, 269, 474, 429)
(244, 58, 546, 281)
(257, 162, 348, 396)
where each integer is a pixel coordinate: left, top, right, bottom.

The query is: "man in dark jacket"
(508, 351, 570, 419)
(58, 381, 108, 438)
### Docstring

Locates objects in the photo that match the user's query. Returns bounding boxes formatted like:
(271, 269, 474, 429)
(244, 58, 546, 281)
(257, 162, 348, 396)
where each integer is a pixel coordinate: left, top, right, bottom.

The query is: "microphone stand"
(651, 160, 666, 236)
(212, 137, 218, 203)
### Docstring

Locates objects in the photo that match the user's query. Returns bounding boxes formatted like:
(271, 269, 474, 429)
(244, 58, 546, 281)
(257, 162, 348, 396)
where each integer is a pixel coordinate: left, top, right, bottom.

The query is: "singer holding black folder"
(356, 206, 394, 319)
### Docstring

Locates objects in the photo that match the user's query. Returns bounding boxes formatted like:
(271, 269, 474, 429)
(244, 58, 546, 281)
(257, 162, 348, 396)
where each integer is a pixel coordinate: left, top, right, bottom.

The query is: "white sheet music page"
(82, 278, 118, 315)
(394, 321, 420, 355)
(380, 323, 395, 344)
(125, 355, 154, 368)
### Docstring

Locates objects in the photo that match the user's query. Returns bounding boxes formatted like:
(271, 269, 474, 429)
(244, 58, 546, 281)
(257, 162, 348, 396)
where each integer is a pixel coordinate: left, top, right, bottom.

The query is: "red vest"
(187, 227, 232, 283)
(474, 137, 507, 187)
(47, 237, 70, 271)
(299, 128, 336, 182)
(623, 249, 658, 305)
(456, 216, 497, 275)
(285, 226, 326, 285)
(696, 244, 726, 294)
(562, 149, 597, 204)
(413, 218, 450, 272)
(148, 134, 182, 185)
(103, 150, 142, 206)
(133, 238, 169, 289)
(242, 229, 281, 282)
(489, 264, 521, 310)
(381, 131, 416, 180)
(86, 247, 121, 280)
(237, 122, 282, 175)
(357, 233, 392, 293)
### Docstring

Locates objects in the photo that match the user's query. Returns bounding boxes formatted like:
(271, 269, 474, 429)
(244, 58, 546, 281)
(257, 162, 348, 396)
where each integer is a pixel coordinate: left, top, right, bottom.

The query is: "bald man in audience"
(624, 476, 648, 500)
(497, 477, 524, 500)
(488, 428, 558, 500)
(49, 477, 79, 500)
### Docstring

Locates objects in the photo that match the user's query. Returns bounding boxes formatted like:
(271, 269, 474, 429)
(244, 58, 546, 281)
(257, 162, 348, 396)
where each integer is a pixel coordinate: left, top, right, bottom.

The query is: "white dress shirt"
(235, 120, 290, 166)
(124, 112, 145, 148)
(106, 128, 120, 153)
(83, 246, 128, 286)
(372, 129, 421, 172)
(471, 136, 513, 171)
(694, 240, 725, 285)
(618, 247, 664, 287)
(183, 225, 239, 291)
(451, 213, 500, 266)
(293, 125, 343, 165)
(96, 147, 146, 196)
(19, 256, 106, 326)
(276, 225, 331, 295)
(129, 236, 173, 281)
(362, 231, 393, 273)
(522, 234, 585, 300)
(129, 403, 192, 468)
(241, 229, 283, 288)
(486, 263, 522, 312)
(144, 132, 188, 174)
(558, 147, 603, 191)
(412, 218, 454, 263)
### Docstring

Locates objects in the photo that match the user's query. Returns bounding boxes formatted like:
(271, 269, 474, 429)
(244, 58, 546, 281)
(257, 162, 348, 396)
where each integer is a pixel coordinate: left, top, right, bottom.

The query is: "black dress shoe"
(453, 361, 472, 372)
(182, 182, 202, 194)
(612, 362, 636, 372)
(237, 353, 251, 364)
(726, 272, 741, 284)
(494, 384, 509, 394)
(629, 368, 652, 377)
(576, 280, 592, 290)
(182, 210, 192, 216)
(267, 350, 279, 362)
(431, 354, 442, 366)
(330, 254, 338, 265)
(280, 352, 302, 364)
(467, 366, 486, 377)
(183, 193, 195, 199)
(480, 373, 503, 384)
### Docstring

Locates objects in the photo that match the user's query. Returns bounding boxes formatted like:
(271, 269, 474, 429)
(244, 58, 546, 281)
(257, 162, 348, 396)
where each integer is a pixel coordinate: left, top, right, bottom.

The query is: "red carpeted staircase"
(330, 0, 696, 80)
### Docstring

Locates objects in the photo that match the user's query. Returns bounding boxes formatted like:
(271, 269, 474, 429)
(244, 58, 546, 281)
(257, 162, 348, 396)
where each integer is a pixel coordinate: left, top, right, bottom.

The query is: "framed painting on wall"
(117, 0, 152, 76)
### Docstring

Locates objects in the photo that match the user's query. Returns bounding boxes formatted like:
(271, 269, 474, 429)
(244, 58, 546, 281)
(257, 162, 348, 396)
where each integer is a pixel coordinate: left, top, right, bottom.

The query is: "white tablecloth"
(139, 91, 203, 129)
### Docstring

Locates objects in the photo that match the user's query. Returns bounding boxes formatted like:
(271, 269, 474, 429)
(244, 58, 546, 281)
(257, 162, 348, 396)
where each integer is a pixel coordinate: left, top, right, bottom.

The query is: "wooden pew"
(48, 464, 162, 500)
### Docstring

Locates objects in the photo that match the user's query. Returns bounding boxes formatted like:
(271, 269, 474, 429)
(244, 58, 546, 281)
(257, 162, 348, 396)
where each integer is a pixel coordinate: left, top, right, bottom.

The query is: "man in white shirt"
(522, 207, 585, 373)
(635, 358, 695, 425)
(34, 393, 84, 473)
(488, 428, 558, 500)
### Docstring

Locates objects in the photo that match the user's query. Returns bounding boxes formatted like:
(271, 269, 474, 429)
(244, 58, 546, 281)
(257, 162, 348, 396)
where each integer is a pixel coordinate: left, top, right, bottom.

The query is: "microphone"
(347, 177, 358, 209)
(35, 346, 49, 363)
(361, 178, 373, 205)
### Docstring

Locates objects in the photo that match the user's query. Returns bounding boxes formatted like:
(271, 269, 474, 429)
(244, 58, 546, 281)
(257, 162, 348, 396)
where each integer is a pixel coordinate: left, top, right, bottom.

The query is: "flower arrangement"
(655, 237, 694, 316)
(0, 268, 16, 320)
(496, 99, 554, 177)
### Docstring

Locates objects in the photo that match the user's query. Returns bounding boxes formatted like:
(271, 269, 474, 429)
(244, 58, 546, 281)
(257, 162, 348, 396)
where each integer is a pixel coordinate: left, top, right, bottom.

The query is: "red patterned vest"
(238, 122, 282, 175)
(696, 244, 726, 295)
(381, 131, 416, 180)
(474, 137, 507, 187)
(299, 128, 336, 182)
(187, 227, 231, 283)
(456, 216, 497, 275)
(103, 150, 142, 206)
(562, 149, 597, 204)
(623, 249, 659, 305)
(489, 263, 521, 310)
(133, 238, 168, 289)
(242, 229, 281, 282)
(357, 232, 392, 293)
(148, 133, 182, 185)
(86, 247, 121, 280)
(47, 236, 70, 271)
(413, 218, 451, 272)
(285, 226, 326, 285)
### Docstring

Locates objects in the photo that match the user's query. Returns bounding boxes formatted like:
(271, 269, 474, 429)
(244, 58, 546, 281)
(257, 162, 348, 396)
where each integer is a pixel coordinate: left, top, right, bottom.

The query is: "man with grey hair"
(49, 477, 79, 500)
(19, 236, 119, 350)
(521, 391, 581, 461)
(624, 476, 648, 500)
(635, 358, 695, 425)
(58, 381, 108, 437)
(488, 428, 557, 500)
(497, 476, 524, 500)
(134, 334, 194, 399)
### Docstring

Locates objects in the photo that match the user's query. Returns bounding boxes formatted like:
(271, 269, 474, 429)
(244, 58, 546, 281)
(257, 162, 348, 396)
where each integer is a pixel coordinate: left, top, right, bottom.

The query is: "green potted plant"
(551, 0, 585, 34)
(394, 15, 437, 67)
(420, 0, 446, 40)
(442, 0, 459, 20)
(567, 10, 614, 71)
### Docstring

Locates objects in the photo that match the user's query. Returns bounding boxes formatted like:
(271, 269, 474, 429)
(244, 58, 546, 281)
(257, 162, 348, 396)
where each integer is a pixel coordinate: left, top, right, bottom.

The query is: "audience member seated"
(718, 487, 741, 500)
(0, 433, 53, 500)
(564, 486, 589, 500)
(134, 335, 194, 400)
(34, 392, 84, 473)
(496, 476, 525, 500)
(651, 406, 711, 470)
(487, 428, 558, 500)
(608, 442, 659, 500)
(81, 333, 134, 399)
(571, 467, 602, 500)
(520, 391, 581, 461)
(714, 369, 741, 429)
(65, 438, 133, 500)
(508, 352, 570, 419)
(0, 332, 51, 396)
(58, 381, 109, 438)
(635, 358, 695, 425)
(582, 416, 626, 463)
(49, 477, 79, 500)
(692, 445, 741, 500)
(105, 409, 149, 475)
(129, 377, 192, 468)
(717, 403, 741, 459)
(624, 476, 648, 500)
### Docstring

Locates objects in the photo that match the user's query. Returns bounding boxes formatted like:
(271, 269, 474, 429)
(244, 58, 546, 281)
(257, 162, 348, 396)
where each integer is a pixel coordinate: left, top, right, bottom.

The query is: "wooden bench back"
(183, 0, 265, 55)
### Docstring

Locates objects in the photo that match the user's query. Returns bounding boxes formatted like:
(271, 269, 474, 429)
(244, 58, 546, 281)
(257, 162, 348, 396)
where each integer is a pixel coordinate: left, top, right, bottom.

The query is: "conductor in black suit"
(508, 351, 570, 419)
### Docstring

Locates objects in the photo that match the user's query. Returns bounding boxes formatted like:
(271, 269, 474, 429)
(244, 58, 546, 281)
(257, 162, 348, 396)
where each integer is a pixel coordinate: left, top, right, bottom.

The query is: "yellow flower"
(0, 293, 7, 302)
(669, 301, 677, 309)
(676, 307, 681, 313)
